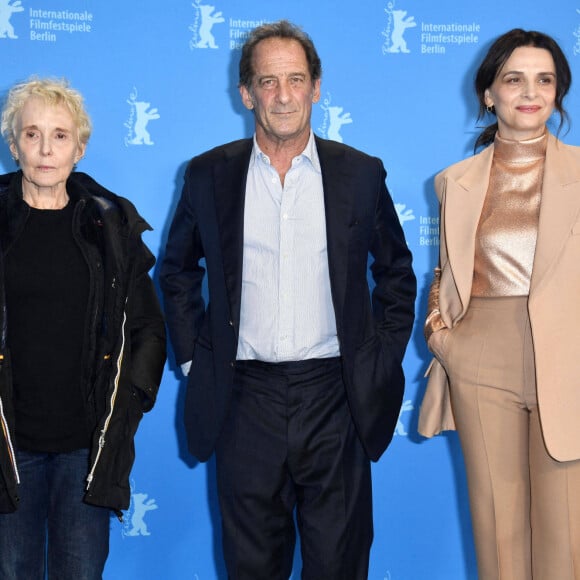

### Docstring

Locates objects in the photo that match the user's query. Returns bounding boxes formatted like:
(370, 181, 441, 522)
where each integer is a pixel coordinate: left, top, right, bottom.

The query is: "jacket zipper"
(85, 306, 127, 491)
(0, 394, 20, 484)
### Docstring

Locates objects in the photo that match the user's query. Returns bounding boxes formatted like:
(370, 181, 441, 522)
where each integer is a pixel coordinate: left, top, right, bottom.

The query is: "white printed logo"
(318, 93, 352, 143)
(0, 0, 23, 39)
(394, 399, 413, 436)
(189, 0, 224, 49)
(574, 9, 580, 56)
(122, 483, 158, 537)
(382, 1, 416, 54)
(395, 202, 415, 226)
(124, 88, 160, 147)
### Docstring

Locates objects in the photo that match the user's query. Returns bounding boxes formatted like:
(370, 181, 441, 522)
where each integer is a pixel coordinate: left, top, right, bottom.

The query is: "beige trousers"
(442, 296, 580, 580)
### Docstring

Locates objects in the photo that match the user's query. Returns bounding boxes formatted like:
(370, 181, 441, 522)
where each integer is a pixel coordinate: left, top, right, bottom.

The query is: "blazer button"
(228, 320, 234, 326)
(230, 361, 235, 368)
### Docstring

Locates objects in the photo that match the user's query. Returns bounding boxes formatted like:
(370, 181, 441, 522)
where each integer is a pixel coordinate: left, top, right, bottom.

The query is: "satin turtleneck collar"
(493, 131, 548, 163)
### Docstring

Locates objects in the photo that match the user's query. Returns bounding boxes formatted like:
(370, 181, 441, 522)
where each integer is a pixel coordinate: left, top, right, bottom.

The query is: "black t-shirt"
(5, 201, 91, 452)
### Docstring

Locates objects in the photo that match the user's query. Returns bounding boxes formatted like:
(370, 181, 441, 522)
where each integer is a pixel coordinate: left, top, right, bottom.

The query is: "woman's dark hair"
(238, 20, 322, 89)
(474, 29, 571, 149)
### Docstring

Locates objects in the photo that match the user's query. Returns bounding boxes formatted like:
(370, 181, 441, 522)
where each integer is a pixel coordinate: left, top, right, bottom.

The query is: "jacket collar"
(442, 144, 492, 315)
(442, 133, 580, 317)
(212, 136, 355, 325)
(315, 136, 355, 323)
(0, 171, 150, 254)
(213, 139, 253, 327)
(531, 134, 580, 292)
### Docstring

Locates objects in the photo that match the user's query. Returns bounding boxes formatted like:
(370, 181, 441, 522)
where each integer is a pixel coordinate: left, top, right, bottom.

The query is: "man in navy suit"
(161, 20, 416, 580)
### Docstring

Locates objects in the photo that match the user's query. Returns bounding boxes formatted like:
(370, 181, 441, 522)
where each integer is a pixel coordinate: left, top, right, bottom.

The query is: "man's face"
(239, 37, 321, 149)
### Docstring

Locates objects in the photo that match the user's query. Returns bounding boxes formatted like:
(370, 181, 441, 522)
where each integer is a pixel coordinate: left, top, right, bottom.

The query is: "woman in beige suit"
(420, 29, 580, 580)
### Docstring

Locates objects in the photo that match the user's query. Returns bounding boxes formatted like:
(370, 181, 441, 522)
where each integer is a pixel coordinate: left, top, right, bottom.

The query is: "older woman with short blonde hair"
(1, 77, 92, 147)
(0, 77, 166, 580)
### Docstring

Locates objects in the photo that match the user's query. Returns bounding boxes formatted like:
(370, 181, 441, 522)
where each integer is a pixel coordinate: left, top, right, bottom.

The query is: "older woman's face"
(9, 96, 85, 197)
(484, 46, 556, 141)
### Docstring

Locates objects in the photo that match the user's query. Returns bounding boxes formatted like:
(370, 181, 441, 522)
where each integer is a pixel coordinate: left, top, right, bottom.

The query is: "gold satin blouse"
(471, 132, 547, 297)
(424, 131, 547, 341)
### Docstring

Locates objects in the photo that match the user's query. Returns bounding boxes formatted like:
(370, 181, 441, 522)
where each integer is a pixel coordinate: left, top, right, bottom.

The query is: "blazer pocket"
(190, 337, 214, 388)
(353, 334, 386, 380)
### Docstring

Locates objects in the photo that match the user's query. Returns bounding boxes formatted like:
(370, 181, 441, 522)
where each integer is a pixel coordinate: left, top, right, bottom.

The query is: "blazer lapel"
(316, 137, 353, 325)
(531, 134, 580, 293)
(443, 145, 493, 320)
(214, 140, 253, 327)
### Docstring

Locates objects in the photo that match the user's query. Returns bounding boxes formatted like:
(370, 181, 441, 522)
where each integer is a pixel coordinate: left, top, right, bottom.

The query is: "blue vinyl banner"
(2, 1, 579, 578)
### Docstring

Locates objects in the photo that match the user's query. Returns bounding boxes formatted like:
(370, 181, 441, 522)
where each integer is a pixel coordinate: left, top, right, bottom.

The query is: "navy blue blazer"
(161, 136, 416, 462)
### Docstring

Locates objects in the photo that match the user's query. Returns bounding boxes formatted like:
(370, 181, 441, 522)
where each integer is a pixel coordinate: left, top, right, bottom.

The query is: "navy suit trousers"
(215, 357, 372, 580)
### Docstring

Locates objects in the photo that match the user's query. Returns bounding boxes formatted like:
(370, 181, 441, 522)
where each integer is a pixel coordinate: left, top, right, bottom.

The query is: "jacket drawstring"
(0, 394, 20, 484)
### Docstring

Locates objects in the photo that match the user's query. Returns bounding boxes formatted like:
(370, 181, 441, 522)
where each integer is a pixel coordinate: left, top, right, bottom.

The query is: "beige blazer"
(419, 133, 580, 462)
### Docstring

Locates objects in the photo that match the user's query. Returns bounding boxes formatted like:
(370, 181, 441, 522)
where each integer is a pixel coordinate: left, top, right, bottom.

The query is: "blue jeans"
(0, 448, 110, 580)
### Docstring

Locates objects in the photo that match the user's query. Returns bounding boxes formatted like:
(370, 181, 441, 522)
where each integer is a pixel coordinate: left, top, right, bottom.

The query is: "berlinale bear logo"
(122, 482, 159, 538)
(124, 87, 160, 147)
(0, 0, 24, 39)
(189, 0, 225, 50)
(382, 1, 416, 54)
(318, 93, 353, 144)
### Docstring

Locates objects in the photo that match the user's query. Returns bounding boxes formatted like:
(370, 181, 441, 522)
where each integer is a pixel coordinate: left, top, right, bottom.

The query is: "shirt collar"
(250, 130, 321, 174)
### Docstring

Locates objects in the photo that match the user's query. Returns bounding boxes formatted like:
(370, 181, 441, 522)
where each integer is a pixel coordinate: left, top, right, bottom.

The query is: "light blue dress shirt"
(236, 132, 340, 362)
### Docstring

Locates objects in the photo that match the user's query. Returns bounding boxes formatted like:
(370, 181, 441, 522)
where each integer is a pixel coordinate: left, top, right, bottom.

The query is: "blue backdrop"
(2, 1, 580, 578)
